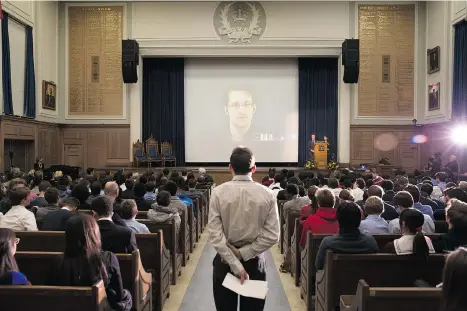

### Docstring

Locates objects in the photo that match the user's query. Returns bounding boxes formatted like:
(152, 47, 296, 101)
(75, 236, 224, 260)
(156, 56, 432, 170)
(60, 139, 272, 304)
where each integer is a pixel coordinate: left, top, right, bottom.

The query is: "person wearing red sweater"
(300, 188, 338, 248)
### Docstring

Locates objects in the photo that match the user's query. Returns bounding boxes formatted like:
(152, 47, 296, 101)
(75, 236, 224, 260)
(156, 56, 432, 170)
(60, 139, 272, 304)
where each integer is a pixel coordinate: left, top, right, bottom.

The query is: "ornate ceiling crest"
(213, 2, 267, 44)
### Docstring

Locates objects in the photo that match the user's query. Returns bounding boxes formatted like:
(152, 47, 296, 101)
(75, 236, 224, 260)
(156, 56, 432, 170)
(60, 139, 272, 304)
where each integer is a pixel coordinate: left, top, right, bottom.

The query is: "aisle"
(177, 241, 296, 311)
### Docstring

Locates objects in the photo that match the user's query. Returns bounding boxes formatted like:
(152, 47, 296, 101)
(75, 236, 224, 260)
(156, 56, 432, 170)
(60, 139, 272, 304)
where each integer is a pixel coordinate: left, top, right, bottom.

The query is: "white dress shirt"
(208, 175, 280, 275)
(0, 205, 38, 231)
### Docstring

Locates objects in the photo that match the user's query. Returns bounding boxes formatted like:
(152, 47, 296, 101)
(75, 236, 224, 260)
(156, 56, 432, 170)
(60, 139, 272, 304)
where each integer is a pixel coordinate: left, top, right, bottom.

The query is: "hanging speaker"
(342, 39, 360, 84)
(122, 40, 139, 83)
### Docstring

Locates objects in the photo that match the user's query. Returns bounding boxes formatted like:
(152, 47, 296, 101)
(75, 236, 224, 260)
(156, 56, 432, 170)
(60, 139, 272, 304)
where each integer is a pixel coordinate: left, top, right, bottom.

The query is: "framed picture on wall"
(427, 46, 440, 74)
(42, 81, 56, 111)
(428, 82, 440, 111)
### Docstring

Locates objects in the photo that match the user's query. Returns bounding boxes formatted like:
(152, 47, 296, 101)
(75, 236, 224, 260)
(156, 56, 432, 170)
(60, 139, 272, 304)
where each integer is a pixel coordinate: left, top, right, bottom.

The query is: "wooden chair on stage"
(133, 139, 148, 169)
(161, 142, 176, 167)
(146, 135, 163, 168)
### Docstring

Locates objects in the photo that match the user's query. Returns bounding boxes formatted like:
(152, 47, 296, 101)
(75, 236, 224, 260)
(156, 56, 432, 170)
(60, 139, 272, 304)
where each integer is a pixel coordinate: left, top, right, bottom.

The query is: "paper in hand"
(222, 273, 268, 300)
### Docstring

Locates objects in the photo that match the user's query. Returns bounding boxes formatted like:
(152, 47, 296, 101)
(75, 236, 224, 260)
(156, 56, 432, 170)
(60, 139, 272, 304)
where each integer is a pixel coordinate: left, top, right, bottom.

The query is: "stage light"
(411, 135, 428, 144)
(451, 126, 467, 145)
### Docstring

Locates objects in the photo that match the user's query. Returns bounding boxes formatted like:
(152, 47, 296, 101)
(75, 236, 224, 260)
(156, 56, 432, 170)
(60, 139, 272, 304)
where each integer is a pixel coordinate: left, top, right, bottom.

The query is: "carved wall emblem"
(213, 2, 266, 44)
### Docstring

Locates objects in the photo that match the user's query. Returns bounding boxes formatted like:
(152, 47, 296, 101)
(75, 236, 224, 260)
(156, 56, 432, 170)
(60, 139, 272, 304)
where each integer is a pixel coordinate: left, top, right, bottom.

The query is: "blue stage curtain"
(453, 21, 467, 118)
(298, 58, 338, 166)
(142, 58, 185, 165)
(23, 26, 36, 118)
(1, 12, 13, 115)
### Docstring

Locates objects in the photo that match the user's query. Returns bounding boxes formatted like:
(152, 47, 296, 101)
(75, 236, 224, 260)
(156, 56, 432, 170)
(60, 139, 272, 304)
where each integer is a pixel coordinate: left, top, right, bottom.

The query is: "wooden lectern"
(314, 141, 328, 169)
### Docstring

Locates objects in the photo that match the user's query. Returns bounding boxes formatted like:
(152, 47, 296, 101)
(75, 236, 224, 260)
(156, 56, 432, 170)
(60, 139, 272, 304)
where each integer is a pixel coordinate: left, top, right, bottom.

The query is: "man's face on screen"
(226, 90, 256, 129)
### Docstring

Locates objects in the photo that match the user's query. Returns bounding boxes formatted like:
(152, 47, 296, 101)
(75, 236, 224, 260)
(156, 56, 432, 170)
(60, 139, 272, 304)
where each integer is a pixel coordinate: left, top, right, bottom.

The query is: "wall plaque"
(68, 6, 123, 116)
(358, 5, 415, 117)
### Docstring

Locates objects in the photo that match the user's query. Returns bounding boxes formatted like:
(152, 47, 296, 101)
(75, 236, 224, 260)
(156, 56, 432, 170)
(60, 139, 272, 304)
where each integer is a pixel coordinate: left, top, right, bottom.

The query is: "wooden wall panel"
(60, 125, 131, 169)
(350, 125, 420, 171)
(38, 125, 60, 166)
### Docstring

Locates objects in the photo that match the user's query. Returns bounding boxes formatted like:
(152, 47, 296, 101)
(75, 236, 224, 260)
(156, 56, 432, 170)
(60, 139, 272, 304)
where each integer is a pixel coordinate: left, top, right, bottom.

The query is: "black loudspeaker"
(122, 40, 139, 83)
(342, 39, 359, 84)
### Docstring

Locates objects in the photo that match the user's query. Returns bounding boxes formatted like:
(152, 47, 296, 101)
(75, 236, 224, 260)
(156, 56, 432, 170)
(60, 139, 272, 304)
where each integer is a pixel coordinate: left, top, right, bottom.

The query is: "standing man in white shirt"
(208, 146, 280, 311)
(0, 187, 38, 231)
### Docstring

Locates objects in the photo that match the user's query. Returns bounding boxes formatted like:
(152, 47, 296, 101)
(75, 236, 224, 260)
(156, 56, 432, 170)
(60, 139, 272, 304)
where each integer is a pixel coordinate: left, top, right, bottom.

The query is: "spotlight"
(451, 125, 467, 145)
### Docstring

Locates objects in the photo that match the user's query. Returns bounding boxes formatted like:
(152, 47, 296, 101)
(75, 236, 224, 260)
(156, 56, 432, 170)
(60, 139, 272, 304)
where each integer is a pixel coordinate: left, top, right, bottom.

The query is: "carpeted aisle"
(179, 243, 291, 311)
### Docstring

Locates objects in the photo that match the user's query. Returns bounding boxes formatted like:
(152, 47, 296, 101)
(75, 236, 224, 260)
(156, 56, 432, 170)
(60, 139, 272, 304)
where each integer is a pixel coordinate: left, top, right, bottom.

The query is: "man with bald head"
(366, 185, 398, 221)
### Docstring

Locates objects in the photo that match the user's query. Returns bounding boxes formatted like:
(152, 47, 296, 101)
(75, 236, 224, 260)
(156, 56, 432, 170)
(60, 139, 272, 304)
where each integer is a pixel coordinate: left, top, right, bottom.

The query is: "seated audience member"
(420, 183, 442, 212)
(384, 208, 435, 255)
(30, 175, 42, 196)
(436, 172, 448, 192)
(275, 179, 288, 200)
(300, 186, 318, 221)
(181, 170, 188, 181)
(459, 181, 467, 193)
(298, 185, 311, 206)
(133, 183, 153, 212)
(405, 184, 434, 219)
(367, 185, 398, 221)
(441, 247, 467, 311)
(389, 191, 435, 234)
(0, 228, 28, 285)
(86, 181, 102, 204)
(120, 199, 149, 233)
(0, 178, 30, 214)
(198, 167, 214, 183)
(315, 201, 378, 270)
(41, 197, 80, 231)
(121, 179, 134, 199)
(71, 184, 91, 210)
(148, 190, 181, 230)
(328, 178, 341, 197)
(338, 189, 354, 203)
(352, 178, 365, 202)
(269, 173, 282, 190)
(47, 215, 132, 311)
(35, 188, 60, 222)
(359, 196, 389, 234)
(282, 184, 302, 220)
(0, 188, 37, 231)
(164, 181, 188, 214)
(162, 168, 170, 177)
(29, 181, 51, 208)
(262, 168, 276, 187)
(300, 189, 338, 248)
(394, 176, 409, 192)
(91, 196, 137, 254)
(144, 182, 157, 201)
(433, 199, 467, 253)
(381, 180, 395, 202)
(444, 187, 467, 204)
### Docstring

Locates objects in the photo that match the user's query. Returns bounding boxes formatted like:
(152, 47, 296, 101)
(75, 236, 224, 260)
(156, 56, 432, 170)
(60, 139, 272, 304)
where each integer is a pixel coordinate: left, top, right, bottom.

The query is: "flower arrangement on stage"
(327, 160, 339, 171)
(304, 160, 317, 170)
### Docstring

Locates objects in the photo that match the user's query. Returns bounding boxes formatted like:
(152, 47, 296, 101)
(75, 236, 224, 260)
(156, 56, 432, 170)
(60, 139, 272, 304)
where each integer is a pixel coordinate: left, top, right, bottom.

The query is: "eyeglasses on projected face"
(228, 102, 254, 109)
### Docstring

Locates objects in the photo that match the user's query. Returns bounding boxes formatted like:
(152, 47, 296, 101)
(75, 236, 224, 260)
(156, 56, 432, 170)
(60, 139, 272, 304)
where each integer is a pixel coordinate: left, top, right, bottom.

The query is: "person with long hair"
(441, 247, 467, 311)
(47, 214, 132, 311)
(433, 199, 467, 252)
(384, 209, 435, 256)
(0, 228, 29, 285)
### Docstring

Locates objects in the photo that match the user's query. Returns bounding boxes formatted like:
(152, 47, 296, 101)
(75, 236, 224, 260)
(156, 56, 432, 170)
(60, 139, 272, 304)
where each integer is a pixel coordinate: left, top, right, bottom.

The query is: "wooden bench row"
(298, 232, 444, 311)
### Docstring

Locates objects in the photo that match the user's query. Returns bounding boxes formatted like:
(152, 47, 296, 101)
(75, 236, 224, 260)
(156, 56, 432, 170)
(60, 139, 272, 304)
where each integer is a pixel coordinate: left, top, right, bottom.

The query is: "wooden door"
(63, 144, 84, 168)
(399, 143, 419, 171)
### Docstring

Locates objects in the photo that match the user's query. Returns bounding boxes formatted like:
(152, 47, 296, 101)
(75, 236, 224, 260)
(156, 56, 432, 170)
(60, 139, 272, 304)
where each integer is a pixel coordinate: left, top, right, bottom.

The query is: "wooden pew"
(137, 219, 182, 285)
(277, 200, 287, 254)
(187, 203, 197, 253)
(316, 252, 445, 311)
(299, 233, 442, 309)
(14, 231, 169, 311)
(283, 211, 300, 262)
(179, 208, 190, 266)
(290, 218, 304, 286)
(186, 195, 202, 241)
(0, 281, 110, 311)
(341, 279, 442, 311)
(15, 250, 152, 311)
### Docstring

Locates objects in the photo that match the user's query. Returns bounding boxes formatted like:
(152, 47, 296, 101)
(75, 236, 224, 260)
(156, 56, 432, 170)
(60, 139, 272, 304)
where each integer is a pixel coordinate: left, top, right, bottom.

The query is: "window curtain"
(453, 21, 467, 118)
(1, 11, 13, 115)
(298, 58, 338, 166)
(142, 58, 185, 165)
(23, 25, 35, 118)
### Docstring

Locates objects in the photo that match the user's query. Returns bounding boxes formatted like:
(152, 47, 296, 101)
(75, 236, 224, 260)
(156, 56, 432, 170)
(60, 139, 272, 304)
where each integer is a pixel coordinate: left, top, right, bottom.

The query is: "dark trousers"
(212, 254, 266, 311)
